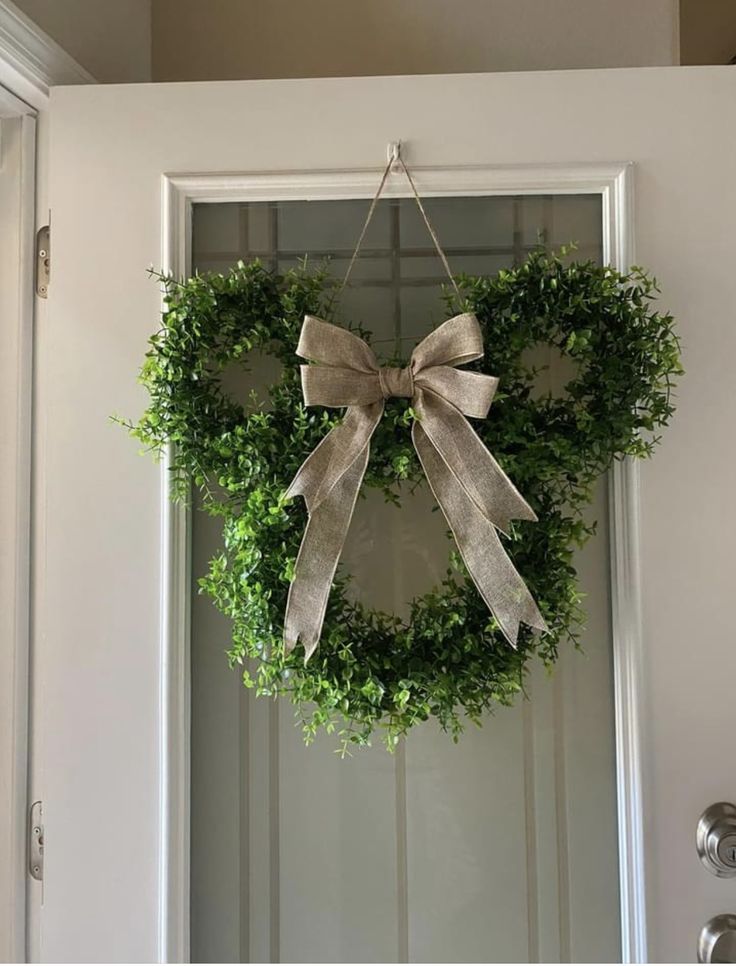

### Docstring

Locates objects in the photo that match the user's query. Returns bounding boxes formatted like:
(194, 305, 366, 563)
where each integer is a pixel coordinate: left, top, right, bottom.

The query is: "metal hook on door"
(387, 141, 402, 171)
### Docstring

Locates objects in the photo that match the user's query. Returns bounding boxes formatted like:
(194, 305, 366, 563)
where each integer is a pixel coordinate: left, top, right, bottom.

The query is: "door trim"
(160, 161, 645, 964)
(0, 103, 35, 964)
(0, 14, 93, 961)
(0, 0, 93, 109)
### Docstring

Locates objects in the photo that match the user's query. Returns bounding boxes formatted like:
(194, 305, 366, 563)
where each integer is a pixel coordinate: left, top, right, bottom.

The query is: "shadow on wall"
(680, 0, 736, 64)
(10, 0, 736, 87)
(151, 0, 679, 82)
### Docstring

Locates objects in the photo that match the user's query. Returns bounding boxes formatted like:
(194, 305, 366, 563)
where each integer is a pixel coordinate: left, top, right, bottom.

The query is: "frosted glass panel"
(189, 194, 619, 964)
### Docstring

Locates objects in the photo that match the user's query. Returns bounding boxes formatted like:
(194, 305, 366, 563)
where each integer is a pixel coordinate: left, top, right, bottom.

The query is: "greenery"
(124, 250, 681, 752)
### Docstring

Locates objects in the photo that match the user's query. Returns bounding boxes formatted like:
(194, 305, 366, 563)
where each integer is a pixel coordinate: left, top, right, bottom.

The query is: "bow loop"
(284, 313, 547, 661)
(300, 366, 384, 408)
(298, 315, 378, 373)
(415, 367, 498, 419)
(410, 313, 484, 370)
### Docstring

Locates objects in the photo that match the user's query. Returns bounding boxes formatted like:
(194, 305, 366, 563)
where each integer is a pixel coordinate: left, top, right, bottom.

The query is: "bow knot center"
(378, 365, 414, 400)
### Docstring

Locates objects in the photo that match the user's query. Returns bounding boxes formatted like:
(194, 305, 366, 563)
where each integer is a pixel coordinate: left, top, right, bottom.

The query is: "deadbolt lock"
(697, 803, 736, 878)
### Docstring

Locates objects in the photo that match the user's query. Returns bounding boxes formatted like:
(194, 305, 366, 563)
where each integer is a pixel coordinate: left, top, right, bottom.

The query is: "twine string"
(340, 155, 461, 299)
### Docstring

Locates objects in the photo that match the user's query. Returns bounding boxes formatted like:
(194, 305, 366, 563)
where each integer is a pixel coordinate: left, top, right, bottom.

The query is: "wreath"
(126, 250, 680, 751)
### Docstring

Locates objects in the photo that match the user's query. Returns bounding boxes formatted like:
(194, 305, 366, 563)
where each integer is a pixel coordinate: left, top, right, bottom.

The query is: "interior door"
(40, 68, 736, 964)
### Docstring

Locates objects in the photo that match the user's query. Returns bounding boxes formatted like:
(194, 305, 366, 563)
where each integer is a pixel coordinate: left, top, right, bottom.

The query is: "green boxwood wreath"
(126, 250, 681, 751)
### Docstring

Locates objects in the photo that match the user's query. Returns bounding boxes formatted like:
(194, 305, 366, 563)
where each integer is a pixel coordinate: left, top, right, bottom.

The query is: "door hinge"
(29, 801, 43, 881)
(36, 225, 50, 298)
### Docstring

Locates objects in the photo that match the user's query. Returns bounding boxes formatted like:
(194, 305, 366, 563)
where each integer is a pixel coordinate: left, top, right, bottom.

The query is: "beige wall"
(24, 0, 735, 84)
(11, 0, 736, 85)
(680, 0, 736, 64)
(12, 0, 151, 82)
(151, 0, 679, 82)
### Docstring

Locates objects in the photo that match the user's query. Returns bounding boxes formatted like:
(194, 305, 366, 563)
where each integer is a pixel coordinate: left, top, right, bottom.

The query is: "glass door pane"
(189, 195, 617, 964)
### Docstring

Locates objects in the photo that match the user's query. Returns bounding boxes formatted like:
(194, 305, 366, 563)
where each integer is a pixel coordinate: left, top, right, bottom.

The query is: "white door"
(39, 68, 736, 964)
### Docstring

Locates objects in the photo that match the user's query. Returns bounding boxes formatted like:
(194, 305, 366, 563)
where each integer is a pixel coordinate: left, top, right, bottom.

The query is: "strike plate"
(36, 226, 49, 298)
(29, 801, 43, 881)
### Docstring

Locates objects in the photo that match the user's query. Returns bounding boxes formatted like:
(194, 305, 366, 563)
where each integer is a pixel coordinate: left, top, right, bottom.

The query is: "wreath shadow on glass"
(124, 249, 681, 752)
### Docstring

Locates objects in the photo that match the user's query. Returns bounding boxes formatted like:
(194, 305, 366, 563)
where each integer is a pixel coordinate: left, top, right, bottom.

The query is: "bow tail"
(286, 404, 383, 512)
(416, 390, 538, 534)
(413, 423, 547, 648)
(284, 444, 370, 661)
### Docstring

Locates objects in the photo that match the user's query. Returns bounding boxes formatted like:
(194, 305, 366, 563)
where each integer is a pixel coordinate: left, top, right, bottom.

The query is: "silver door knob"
(698, 914, 736, 963)
(697, 803, 736, 877)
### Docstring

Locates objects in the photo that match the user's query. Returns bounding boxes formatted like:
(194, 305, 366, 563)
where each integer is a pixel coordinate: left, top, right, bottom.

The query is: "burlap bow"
(284, 312, 547, 660)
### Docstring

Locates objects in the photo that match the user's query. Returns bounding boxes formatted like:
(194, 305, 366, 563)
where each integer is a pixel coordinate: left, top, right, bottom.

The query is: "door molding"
(0, 104, 35, 965)
(0, 0, 93, 109)
(160, 160, 645, 964)
(0, 11, 92, 960)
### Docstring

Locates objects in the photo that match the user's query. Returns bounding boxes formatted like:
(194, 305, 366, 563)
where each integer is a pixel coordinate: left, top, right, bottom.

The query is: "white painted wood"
(158, 175, 193, 966)
(165, 163, 632, 205)
(0, 13, 92, 956)
(42, 69, 736, 962)
(610, 458, 648, 962)
(0, 107, 35, 966)
(601, 161, 649, 964)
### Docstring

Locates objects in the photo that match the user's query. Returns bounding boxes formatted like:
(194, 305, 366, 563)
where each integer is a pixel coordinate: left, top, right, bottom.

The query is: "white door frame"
(0, 0, 93, 110)
(159, 161, 646, 964)
(0, 3, 93, 960)
(0, 81, 36, 966)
